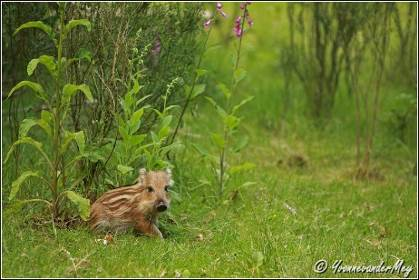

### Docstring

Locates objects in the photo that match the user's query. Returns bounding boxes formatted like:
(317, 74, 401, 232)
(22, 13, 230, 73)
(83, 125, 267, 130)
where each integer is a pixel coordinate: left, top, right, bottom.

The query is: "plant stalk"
(168, 27, 213, 148)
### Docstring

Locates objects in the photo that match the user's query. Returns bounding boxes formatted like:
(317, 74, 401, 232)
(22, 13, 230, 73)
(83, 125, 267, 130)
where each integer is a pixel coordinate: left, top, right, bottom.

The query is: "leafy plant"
(198, 76, 254, 197)
(4, 3, 93, 226)
(104, 45, 184, 187)
(55, 3, 204, 197)
(193, 4, 254, 198)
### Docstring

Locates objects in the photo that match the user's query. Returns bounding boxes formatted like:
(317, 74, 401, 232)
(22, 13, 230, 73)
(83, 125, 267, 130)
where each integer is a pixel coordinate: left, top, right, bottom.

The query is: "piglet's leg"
(135, 218, 163, 239)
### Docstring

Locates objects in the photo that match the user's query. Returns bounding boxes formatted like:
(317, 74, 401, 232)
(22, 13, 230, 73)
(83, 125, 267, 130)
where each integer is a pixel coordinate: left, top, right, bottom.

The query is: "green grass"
(2, 118, 417, 277)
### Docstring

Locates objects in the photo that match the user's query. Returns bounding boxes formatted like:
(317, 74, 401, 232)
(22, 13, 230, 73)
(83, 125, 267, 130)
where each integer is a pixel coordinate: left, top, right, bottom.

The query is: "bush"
(2, 2, 204, 218)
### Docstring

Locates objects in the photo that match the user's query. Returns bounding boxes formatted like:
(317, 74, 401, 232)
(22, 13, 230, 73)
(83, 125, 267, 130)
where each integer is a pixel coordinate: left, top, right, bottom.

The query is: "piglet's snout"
(156, 200, 168, 212)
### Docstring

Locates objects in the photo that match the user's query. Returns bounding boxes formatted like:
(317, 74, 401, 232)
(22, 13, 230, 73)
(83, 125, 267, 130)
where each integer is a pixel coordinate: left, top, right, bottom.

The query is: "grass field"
(2, 111, 417, 277)
(1, 2, 417, 278)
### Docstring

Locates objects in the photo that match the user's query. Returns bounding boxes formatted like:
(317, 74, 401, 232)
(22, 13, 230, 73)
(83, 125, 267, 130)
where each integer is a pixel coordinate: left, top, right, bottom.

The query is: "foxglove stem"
(235, 5, 248, 70)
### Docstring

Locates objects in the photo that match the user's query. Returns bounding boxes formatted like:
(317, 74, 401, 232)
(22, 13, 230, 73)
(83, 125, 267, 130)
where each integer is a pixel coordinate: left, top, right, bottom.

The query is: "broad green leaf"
(9, 171, 41, 201)
(8, 81, 47, 101)
(159, 142, 184, 155)
(66, 149, 106, 168)
(74, 131, 85, 153)
(117, 114, 129, 141)
(123, 94, 134, 117)
(64, 19, 91, 37)
(41, 110, 54, 123)
(229, 162, 256, 174)
(128, 134, 146, 146)
(205, 97, 227, 118)
(184, 85, 191, 97)
(211, 133, 225, 149)
(232, 136, 249, 153)
(191, 84, 206, 99)
(116, 113, 126, 127)
(150, 131, 159, 143)
(217, 83, 232, 100)
(233, 68, 247, 86)
(129, 108, 144, 134)
(60, 131, 85, 154)
(135, 94, 152, 106)
(4, 137, 51, 168)
(76, 48, 92, 62)
(37, 119, 52, 137)
(160, 115, 173, 129)
(117, 164, 134, 175)
(224, 114, 240, 130)
(17, 115, 51, 140)
(60, 131, 84, 154)
(27, 55, 56, 77)
(70, 151, 105, 164)
(119, 125, 129, 141)
(158, 115, 172, 139)
(164, 105, 180, 112)
(205, 96, 217, 107)
(132, 143, 154, 159)
(158, 125, 170, 139)
(62, 83, 93, 104)
(232, 96, 254, 114)
(128, 78, 141, 96)
(61, 132, 73, 154)
(64, 191, 90, 221)
(123, 78, 142, 114)
(192, 143, 210, 157)
(19, 119, 38, 138)
(27, 59, 39, 77)
(14, 21, 53, 38)
(196, 68, 208, 78)
(39, 110, 53, 137)
(151, 109, 163, 120)
(105, 178, 115, 186)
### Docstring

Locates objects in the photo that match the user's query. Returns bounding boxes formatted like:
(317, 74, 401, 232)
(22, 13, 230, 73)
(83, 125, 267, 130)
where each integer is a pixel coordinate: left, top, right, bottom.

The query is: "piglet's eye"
(147, 186, 154, 193)
(164, 185, 169, 192)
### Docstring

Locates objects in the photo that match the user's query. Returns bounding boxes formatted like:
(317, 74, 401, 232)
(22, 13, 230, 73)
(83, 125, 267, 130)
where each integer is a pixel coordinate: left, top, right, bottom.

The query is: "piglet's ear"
(166, 168, 174, 186)
(165, 168, 172, 178)
(138, 168, 147, 183)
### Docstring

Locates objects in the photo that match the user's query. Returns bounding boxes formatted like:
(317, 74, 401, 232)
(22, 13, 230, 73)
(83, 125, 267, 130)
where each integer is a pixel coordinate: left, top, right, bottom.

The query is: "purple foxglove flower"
(204, 19, 212, 29)
(216, 2, 227, 17)
(150, 36, 161, 67)
(234, 26, 242, 37)
(151, 37, 161, 55)
(247, 16, 253, 27)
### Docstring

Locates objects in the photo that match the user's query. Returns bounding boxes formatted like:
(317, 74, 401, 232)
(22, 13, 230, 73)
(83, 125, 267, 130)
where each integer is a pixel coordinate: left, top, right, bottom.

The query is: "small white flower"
(202, 10, 212, 20)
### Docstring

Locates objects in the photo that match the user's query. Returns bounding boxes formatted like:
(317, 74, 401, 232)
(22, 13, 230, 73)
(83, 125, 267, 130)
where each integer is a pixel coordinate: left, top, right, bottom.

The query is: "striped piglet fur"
(89, 168, 173, 238)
